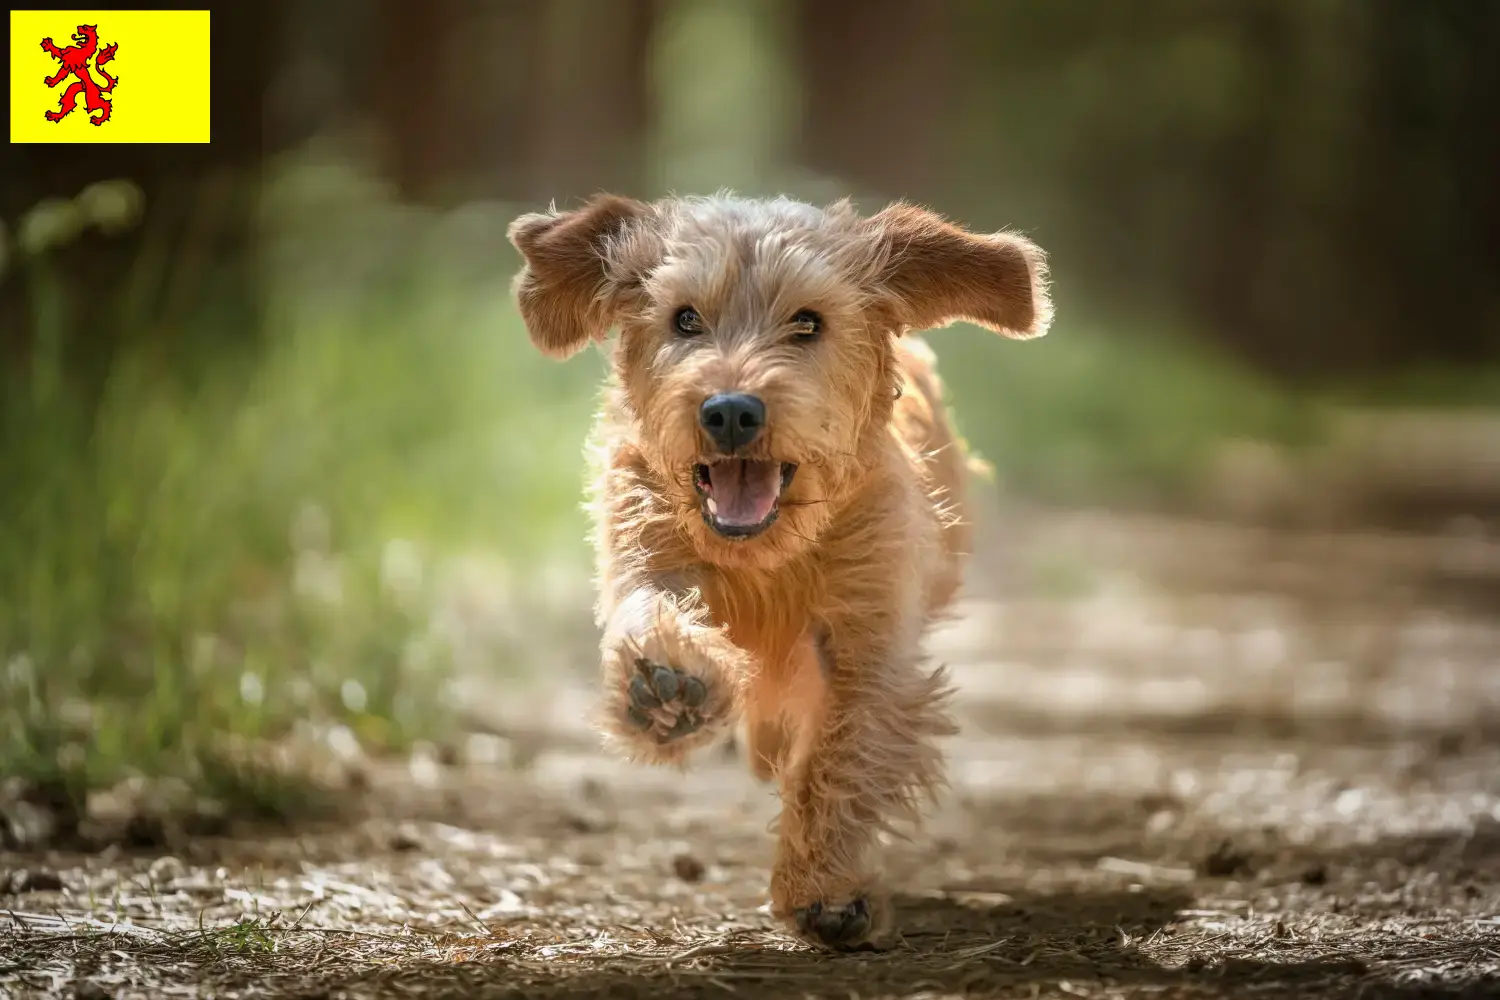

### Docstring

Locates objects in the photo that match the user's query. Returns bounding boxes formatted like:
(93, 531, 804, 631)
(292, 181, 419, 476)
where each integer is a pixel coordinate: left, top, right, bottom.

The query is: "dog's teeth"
(706, 498, 718, 516)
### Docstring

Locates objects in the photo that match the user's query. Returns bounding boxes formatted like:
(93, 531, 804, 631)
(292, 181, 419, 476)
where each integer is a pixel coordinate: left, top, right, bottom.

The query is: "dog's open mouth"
(693, 460, 797, 539)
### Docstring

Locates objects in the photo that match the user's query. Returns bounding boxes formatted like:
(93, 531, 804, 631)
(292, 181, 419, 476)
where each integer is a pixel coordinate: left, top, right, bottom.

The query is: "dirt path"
(4, 512, 1500, 999)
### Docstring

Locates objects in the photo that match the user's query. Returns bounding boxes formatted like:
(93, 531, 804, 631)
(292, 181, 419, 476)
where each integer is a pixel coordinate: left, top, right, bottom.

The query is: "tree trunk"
(795, 0, 953, 198)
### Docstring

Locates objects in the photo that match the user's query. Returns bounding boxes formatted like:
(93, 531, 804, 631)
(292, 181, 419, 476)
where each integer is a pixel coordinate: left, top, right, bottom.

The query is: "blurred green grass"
(1, 150, 601, 816)
(935, 317, 1328, 510)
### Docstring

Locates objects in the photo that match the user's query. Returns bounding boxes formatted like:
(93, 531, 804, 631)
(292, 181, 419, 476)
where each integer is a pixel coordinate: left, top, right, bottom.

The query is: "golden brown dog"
(507, 193, 1051, 947)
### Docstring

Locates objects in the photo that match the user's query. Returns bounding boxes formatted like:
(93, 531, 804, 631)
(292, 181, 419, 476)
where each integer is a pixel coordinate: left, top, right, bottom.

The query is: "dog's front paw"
(625, 657, 710, 744)
(772, 860, 889, 949)
(599, 600, 744, 763)
(793, 897, 876, 949)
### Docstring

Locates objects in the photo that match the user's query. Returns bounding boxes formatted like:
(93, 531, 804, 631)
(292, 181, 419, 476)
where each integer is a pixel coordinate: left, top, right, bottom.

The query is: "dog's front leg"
(769, 627, 955, 948)
(597, 585, 749, 766)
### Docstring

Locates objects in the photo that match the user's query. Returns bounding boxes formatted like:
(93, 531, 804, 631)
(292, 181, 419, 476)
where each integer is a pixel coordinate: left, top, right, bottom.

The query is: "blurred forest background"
(3, 0, 1498, 827)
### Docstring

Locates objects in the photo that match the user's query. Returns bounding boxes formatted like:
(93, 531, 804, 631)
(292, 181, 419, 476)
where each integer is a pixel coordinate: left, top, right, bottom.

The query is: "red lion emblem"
(41, 23, 119, 126)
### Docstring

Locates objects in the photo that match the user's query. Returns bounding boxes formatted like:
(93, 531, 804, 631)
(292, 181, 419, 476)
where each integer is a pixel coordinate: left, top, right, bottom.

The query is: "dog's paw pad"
(793, 898, 873, 949)
(651, 665, 679, 703)
(628, 675, 660, 709)
(625, 658, 710, 744)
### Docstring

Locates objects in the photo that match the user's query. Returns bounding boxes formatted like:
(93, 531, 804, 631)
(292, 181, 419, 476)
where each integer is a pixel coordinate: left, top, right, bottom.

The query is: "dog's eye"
(673, 306, 704, 337)
(790, 310, 822, 342)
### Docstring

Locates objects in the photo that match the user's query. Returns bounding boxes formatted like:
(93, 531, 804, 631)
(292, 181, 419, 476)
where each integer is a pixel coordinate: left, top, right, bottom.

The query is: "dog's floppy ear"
(867, 203, 1052, 340)
(508, 194, 651, 359)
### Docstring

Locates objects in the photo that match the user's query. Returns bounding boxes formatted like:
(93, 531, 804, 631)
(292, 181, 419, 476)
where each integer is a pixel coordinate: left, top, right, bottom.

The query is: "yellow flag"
(10, 10, 211, 143)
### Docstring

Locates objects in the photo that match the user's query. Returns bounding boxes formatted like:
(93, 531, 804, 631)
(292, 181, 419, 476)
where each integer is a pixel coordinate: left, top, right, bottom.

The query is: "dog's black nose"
(699, 393, 766, 453)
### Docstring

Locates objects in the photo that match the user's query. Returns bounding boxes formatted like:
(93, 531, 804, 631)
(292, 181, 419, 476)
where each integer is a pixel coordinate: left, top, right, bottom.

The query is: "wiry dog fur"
(508, 193, 1051, 948)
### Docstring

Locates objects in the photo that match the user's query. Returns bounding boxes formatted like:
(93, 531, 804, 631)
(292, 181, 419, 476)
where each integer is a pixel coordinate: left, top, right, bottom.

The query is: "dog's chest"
(697, 567, 820, 668)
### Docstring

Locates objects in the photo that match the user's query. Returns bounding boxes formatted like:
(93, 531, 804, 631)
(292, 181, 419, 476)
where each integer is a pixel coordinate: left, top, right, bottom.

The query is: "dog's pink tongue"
(709, 460, 779, 526)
